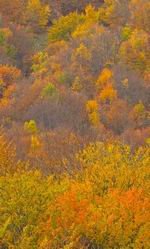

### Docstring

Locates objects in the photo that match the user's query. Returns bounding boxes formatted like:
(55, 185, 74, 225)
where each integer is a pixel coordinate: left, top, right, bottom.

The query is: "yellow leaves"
(130, 101, 147, 126)
(84, 4, 101, 26)
(38, 4, 50, 28)
(86, 100, 98, 113)
(85, 5, 98, 21)
(86, 100, 100, 127)
(100, 0, 129, 27)
(96, 68, 117, 103)
(0, 131, 17, 175)
(26, 0, 50, 31)
(0, 217, 11, 240)
(0, 138, 150, 248)
(121, 26, 132, 41)
(72, 5, 104, 39)
(72, 22, 93, 39)
(145, 137, 150, 145)
(133, 101, 145, 115)
(49, 4, 101, 41)
(32, 51, 48, 74)
(88, 111, 100, 127)
(72, 20, 104, 39)
(31, 135, 41, 150)
(24, 120, 41, 153)
(130, 29, 149, 49)
(24, 120, 38, 134)
(48, 12, 85, 42)
(120, 29, 149, 72)
(78, 141, 150, 197)
(99, 84, 117, 103)
(74, 43, 91, 61)
(0, 0, 150, 247)
(0, 169, 52, 248)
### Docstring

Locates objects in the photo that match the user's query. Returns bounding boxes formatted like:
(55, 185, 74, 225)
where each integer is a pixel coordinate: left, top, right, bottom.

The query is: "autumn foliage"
(0, 0, 149, 248)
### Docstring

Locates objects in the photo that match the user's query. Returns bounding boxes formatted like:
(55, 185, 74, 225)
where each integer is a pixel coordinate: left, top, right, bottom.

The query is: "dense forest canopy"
(0, 0, 150, 248)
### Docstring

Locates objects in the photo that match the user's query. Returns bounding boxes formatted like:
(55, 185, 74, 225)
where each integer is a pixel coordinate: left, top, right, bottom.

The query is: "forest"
(0, 0, 150, 248)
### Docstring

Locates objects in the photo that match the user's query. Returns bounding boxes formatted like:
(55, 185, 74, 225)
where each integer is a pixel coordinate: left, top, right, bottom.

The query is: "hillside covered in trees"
(0, 0, 150, 248)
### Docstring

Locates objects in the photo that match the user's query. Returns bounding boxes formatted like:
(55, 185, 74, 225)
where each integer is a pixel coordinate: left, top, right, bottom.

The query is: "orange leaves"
(99, 84, 117, 103)
(86, 188, 150, 248)
(38, 184, 92, 248)
(38, 183, 150, 249)
(86, 99, 98, 113)
(56, 190, 89, 226)
(0, 65, 21, 86)
(96, 68, 113, 89)
(0, 65, 20, 107)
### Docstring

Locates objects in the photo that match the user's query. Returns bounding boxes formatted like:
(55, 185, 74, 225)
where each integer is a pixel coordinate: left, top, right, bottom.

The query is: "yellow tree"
(0, 131, 17, 175)
(48, 12, 85, 42)
(86, 100, 100, 127)
(25, 0, 50, 32)
(96, 68, 117, 103)
(120, 29, 149, 73)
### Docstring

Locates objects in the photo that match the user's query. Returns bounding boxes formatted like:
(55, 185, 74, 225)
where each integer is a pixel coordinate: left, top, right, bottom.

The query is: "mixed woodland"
(0, 0, 150, 248)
